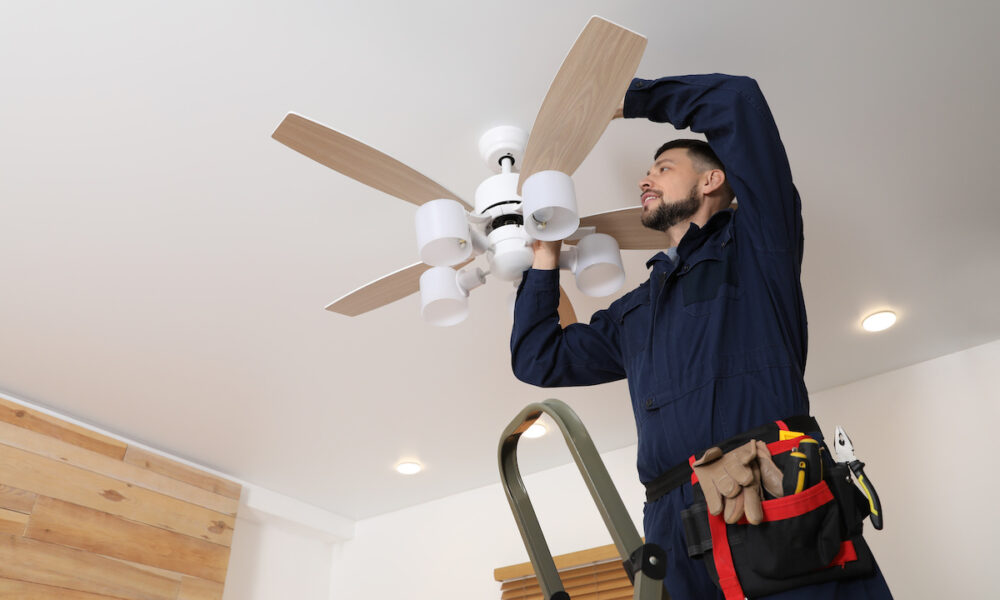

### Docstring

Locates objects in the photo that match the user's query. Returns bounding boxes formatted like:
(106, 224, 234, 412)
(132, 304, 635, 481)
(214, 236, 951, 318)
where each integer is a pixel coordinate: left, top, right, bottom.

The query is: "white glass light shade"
(574, 233, 625, 297)
(419, 266, 468, 326)
(521, 170, 579, 241)
(415, 199, 472, 267)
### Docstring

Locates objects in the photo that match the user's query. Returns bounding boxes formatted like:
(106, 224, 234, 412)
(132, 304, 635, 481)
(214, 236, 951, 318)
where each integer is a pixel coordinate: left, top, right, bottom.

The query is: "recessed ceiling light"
(862, 311, 897, 332)
(395, 461, 422, 475)
(523, 423, 548, 439)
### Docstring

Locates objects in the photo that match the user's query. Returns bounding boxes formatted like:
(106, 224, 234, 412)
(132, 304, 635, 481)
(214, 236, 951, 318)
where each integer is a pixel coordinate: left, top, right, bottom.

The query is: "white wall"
(223, 515, 334, 600)
(223, 485, 353, 600)
(328, 444, 647, 599)
(809, 338, 1000, 599)
(330, 338, 1000, 599)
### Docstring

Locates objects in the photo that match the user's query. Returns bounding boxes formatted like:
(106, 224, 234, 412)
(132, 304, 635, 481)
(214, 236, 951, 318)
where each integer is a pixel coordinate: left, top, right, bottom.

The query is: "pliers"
(834, 426, 884, 530)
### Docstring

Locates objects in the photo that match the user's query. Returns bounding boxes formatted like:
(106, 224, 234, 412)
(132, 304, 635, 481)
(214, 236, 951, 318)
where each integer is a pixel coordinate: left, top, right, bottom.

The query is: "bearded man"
(510, 74, 893, 599)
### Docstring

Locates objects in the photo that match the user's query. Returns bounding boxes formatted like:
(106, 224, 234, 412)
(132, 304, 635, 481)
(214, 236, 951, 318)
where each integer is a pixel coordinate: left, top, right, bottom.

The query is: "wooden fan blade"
(517, 16, 646, 193)
(558, 285, 578, 327)
(326, 259, 474, 317)
(273, 113, 471, 210)
(569, 206, 667, 250)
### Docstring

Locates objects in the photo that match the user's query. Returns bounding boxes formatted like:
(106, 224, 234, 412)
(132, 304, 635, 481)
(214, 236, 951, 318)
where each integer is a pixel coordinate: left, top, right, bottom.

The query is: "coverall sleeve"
(510, 268, 626, 387)
(625, 74, 802, 254)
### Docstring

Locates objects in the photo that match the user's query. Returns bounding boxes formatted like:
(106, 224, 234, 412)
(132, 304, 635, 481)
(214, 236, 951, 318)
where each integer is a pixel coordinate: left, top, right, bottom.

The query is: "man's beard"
(641, 185, 701, 232)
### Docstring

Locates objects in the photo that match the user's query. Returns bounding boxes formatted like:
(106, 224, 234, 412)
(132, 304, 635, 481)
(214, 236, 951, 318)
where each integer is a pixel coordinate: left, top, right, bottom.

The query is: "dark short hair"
(655, 139, 725, 174)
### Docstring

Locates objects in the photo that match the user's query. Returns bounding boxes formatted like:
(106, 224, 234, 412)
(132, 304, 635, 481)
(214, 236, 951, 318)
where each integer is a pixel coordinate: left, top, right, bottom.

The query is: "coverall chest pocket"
(678, 253, 741, 317)
(617, 293, 651, 360)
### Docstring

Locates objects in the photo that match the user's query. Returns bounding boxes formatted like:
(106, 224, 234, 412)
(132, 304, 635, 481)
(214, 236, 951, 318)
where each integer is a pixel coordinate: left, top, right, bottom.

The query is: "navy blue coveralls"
(511, 74, 892, 599)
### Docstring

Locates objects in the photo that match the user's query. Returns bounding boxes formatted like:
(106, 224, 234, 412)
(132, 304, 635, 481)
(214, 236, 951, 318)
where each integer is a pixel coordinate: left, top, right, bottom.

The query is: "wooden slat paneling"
(0, 421, 237, 516)
(0, 507, 29, 535)
(0, 483, 37, 513)
(25, 497, 231, 583)
(0, 399, 239, 597)
(105, 555, 186, 582)
(502, 561, 627, 599)
(503, 560, 624, 592)
(498, 543, 643, 600)
(495, 542, 628, 581)
(0, 577, 118, 600)
(178, 575, 226, 600)
(0, 442, 234, 545)
(124, 446, 242, 500)
(0, 397, 126, 460)
(0, 533, 180, 600)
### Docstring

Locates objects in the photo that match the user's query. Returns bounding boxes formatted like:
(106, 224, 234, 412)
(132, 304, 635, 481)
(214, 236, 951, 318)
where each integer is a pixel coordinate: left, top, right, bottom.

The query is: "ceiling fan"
(273, 16, 666, 326)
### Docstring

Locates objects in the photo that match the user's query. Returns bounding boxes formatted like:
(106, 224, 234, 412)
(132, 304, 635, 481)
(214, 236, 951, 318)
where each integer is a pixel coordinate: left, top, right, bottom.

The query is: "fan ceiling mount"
(273, 16, 666, 326)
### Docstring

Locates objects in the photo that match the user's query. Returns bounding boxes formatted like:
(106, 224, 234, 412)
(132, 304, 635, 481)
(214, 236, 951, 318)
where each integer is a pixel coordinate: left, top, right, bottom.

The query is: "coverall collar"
(645, 208, 735, 269)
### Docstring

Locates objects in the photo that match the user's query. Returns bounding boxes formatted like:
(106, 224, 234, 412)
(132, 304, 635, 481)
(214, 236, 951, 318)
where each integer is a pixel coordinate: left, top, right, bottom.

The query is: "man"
(510, 74, 892, 599)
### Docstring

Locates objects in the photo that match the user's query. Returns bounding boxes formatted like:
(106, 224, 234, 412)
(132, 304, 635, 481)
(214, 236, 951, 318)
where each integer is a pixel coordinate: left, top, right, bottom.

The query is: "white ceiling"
(1, 1, 998, 520)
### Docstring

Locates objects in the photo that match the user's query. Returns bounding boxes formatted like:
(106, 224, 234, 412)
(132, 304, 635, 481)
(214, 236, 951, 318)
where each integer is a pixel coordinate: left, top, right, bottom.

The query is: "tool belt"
(646, 416, 876, 599)
(644, 416, 821, 503)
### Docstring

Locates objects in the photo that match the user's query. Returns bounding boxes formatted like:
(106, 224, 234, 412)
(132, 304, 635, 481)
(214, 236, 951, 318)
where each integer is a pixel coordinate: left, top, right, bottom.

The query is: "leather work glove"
(693, 440, 768, 525)
(756, 440, 785, 499)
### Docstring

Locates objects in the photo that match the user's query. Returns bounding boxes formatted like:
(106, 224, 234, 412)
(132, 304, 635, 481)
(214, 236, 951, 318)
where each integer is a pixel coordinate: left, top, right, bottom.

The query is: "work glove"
(693, 440, 774, 525)
(756, 440, 785, 499)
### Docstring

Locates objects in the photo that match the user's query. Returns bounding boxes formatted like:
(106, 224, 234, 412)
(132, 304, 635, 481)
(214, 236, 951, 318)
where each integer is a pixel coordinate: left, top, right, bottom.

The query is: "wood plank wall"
(0, 396, 242, 600)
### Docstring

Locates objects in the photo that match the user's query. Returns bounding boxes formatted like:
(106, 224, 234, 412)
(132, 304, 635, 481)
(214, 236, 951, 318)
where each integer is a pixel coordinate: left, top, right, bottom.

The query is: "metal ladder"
(498, 399, 670, 600)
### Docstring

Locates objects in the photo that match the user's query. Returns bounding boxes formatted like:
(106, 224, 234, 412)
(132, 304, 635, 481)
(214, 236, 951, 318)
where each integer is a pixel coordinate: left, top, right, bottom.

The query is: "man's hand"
(612, 95, 625, 120)
(532, 239, 561, 270)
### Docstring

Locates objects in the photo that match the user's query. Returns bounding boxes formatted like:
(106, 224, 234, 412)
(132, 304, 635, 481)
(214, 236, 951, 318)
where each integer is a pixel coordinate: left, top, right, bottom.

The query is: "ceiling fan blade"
(569, 206, 666, 250)
(326, 259, 474, 317)
(517, 16, 646, 193)
(273, 113, 471, 210)
(558, 285, 578, 327)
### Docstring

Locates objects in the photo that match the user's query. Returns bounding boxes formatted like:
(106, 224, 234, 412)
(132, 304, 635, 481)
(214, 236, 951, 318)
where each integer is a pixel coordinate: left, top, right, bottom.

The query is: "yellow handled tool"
(782, 449, 809, 496)
(834, 426, 884, 530)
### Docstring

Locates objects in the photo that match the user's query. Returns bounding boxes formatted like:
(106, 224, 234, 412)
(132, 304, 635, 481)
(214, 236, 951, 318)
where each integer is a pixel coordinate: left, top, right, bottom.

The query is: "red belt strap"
(830, 541, 858, 568)
(690, 456, 746, 600)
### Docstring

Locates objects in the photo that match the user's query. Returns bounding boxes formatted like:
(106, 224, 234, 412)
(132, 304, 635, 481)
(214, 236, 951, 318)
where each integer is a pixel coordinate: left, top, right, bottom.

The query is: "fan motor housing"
(474, 171, 521, 216)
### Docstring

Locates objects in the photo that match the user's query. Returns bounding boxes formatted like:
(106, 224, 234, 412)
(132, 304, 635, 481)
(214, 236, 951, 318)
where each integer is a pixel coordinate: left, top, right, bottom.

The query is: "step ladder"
(498, 398, 670, 600)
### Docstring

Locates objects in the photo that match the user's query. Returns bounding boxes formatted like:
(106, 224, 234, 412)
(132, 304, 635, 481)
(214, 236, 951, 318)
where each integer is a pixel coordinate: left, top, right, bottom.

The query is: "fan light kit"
(272, 16, 664, 326)
(412, 128, 631, 326)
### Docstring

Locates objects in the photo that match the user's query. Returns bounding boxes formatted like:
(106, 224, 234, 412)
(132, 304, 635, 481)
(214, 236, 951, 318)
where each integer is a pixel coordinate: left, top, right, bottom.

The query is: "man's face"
(638, 148, 703, 232)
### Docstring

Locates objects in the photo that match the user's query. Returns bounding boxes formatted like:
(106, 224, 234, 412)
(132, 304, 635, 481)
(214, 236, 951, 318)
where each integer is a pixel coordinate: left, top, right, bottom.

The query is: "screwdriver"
(782, 448, 809, 496)
(798, 438, 822, 487)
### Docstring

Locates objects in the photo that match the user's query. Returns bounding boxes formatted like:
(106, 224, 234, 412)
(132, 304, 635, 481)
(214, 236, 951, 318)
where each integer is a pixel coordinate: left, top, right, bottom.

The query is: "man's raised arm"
(625, 74, 802, 254)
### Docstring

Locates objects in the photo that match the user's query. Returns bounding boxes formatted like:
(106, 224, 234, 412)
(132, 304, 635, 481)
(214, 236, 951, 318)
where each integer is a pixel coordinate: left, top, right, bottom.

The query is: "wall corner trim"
(239, 485, 355, 543)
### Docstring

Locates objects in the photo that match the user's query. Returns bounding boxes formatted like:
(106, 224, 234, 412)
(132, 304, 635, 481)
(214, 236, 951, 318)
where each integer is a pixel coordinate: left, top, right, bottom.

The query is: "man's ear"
(702, 169, 726, 195)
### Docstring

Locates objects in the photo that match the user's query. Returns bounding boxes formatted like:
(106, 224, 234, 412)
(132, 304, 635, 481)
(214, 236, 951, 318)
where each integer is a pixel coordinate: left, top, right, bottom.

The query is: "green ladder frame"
(498, 399, 670, 600)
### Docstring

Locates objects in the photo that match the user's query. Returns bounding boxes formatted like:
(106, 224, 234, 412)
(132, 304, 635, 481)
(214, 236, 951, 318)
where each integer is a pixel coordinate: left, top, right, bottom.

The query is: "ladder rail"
(498, 399, 668, 600)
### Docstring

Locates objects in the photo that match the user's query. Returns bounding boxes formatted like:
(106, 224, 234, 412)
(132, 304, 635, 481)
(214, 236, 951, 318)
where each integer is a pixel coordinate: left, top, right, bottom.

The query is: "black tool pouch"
(680, 436, 876, 599)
